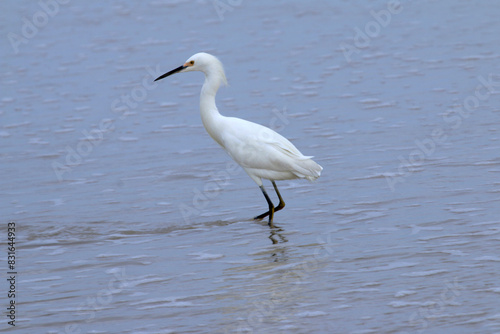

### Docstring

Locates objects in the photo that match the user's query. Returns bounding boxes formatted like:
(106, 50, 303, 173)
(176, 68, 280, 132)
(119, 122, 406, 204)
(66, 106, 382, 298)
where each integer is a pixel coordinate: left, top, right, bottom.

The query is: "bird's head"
(154, 52, 227, 85)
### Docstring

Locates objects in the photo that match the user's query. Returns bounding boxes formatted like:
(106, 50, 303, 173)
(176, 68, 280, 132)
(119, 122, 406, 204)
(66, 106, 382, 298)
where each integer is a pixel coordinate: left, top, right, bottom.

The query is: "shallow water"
(1, 0, 500, 333)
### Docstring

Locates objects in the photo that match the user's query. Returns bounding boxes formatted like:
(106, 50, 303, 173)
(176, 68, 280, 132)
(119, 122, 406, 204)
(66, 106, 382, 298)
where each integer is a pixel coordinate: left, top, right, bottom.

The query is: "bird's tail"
(292, 157, 323, 181)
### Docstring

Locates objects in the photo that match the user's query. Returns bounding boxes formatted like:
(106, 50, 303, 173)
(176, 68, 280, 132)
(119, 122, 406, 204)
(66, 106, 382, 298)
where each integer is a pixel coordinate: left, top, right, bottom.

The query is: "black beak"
(154, 65, 187, 82)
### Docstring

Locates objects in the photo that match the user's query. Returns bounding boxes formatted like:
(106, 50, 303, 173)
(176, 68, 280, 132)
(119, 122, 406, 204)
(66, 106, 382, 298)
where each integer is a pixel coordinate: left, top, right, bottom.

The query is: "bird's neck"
(200, 73, 224, 144)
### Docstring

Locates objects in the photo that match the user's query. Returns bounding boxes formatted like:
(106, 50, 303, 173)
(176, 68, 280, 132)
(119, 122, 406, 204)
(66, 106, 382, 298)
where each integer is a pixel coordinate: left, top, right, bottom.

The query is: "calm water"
(1, 1, 500, 333)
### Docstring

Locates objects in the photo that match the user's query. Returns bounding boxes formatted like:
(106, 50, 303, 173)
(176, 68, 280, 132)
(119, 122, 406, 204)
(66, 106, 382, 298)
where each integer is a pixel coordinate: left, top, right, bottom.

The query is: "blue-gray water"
(1, 1, 500, 333)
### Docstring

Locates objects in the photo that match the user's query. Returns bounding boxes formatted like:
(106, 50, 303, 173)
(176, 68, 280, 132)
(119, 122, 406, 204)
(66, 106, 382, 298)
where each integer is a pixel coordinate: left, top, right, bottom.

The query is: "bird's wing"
(220, 117, 309, 172)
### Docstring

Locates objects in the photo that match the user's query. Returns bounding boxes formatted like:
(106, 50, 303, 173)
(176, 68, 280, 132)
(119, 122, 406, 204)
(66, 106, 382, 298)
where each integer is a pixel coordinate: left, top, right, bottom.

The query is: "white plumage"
(155, 52, 322, 226)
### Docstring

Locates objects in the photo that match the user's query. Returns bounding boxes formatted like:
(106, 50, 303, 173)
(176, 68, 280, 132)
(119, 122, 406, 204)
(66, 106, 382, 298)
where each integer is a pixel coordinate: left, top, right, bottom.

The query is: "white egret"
(154, 52, 322, 226)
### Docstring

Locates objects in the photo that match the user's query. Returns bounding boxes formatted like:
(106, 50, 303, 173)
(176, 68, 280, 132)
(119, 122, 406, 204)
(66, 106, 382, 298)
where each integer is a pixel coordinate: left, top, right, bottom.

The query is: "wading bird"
(154, 53, 322, 226)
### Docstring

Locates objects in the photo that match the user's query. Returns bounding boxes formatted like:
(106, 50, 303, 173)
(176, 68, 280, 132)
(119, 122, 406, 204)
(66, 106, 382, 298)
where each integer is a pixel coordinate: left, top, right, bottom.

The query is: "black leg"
(254, 182, 286, 225)
(272, 181, 285, 213)
(254, 185, 275, 225)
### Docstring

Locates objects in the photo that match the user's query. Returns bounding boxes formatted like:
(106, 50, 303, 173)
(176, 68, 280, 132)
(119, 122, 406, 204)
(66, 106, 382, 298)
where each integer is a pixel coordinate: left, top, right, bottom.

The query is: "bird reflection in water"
(268, 225, 287, 245)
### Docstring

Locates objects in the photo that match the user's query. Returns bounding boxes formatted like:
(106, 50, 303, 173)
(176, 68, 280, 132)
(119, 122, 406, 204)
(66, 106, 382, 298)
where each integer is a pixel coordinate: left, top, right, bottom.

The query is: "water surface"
(1, 1, 499, 333)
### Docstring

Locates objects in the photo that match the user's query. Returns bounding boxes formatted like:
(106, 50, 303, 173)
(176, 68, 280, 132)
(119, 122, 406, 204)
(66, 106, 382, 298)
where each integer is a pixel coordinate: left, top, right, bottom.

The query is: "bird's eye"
(189, 60, 195, 65)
